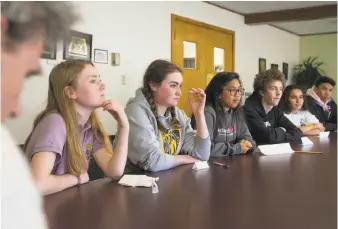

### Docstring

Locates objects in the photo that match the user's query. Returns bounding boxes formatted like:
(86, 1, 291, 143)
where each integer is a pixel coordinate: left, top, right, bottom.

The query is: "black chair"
(88, 135, 115, 181)
(20, 137, 114, 181)
(18, 144, 24, 151)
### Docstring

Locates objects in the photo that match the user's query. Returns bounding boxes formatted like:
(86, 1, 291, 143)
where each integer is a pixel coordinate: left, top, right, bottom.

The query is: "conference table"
(44, 133, 337, 229)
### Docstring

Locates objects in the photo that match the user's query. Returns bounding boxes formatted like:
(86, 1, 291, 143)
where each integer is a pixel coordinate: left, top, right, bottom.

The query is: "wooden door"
(205, 28, 234, 85)
(171, 14, 235, 117)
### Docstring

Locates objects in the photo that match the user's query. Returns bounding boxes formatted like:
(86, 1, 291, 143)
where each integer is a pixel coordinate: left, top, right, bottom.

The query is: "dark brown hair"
(205, 72, 243, 113)
(278, 85, 309, 114)
(314, 76, 336, 87)
(142, 59, 182, 132)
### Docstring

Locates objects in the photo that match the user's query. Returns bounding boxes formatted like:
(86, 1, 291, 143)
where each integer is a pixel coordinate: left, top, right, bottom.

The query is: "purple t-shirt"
(25, 113, 105, 175)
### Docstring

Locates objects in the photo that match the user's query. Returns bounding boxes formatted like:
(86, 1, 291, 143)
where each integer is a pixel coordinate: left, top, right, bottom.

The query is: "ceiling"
(208, 1, 337, 36)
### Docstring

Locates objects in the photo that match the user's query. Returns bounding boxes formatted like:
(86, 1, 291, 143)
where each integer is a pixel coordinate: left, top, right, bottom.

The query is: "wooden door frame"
(171, 14, 236, 71)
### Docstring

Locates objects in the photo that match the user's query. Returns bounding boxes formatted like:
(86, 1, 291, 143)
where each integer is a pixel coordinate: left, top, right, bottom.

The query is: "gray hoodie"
(116, 88, 211, 173)
(204, 105, 256, 156)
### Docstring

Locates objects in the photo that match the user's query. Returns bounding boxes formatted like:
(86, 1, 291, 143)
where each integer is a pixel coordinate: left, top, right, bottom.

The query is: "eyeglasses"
(223, 87, 245, 96)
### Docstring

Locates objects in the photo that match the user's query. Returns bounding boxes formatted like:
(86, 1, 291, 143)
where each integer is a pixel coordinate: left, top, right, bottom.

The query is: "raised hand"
(188, 88, 206, 116)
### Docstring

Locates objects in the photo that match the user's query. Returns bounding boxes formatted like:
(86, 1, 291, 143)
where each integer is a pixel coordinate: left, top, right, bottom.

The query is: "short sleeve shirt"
(25, 113, 105, 175)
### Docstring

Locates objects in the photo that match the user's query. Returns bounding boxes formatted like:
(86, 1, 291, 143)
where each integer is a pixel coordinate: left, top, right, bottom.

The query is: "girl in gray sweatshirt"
(193, 72, 256, 156)
(115, 60, 211, 173)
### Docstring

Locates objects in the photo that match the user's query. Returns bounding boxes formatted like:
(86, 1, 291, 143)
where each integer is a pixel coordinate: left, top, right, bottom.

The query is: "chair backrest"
(109, 135, 115, 144)
(88, 135, 116, 181)
(18, 137, 116, 181)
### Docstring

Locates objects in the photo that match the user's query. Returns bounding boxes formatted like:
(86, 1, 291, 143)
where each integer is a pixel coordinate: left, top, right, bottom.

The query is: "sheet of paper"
(192, 161, 209, 170)
(301, 137, 314, 145)
(258, 143, 294, 155)
(319, 131, 330, 138)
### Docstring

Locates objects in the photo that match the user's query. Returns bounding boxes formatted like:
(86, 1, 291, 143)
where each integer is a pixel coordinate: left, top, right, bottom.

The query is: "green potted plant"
(292, 57, 326, 89)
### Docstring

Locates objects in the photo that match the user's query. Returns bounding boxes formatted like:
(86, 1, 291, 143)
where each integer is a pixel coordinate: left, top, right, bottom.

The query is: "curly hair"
(278, 85, 309, 114)
(253, 69, 286, 92)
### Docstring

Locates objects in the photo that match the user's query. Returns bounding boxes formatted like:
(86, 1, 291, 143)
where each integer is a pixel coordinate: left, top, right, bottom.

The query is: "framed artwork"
(244, 92, 252, 101)
(111, 52, 121, 66)
(94, 49, 108, 64)
(271, 64, 279, 70)
(63, 30, 92, 60)
(283, 62, 289, 80)
(214, 65, 224, 73)
(41, 42, 57, 60)
(259, 58, 266, 73)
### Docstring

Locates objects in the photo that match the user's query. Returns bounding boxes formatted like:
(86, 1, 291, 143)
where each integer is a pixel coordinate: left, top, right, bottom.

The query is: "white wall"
(6, 1, 300, 144)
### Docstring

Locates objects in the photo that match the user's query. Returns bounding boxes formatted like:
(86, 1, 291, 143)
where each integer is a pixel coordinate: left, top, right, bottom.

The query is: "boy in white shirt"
(1, 2, 78, 228)
(278, 85, 325, 136)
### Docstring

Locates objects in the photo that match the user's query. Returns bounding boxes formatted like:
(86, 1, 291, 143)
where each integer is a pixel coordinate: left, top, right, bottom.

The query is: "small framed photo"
(244, 92, 252, 101)
(283, 62, 289, 80)
(258, 58, 266, 73)
(111, 52, 121, 66)
(63, 30, 92, 61)
(94, 49, 108, 64)
(271, 64, 279, 70)
(41, 42, 57, 60)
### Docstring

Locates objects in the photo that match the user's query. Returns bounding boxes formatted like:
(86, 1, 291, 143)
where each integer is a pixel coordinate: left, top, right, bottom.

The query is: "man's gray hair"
(1, 1, 79, 50)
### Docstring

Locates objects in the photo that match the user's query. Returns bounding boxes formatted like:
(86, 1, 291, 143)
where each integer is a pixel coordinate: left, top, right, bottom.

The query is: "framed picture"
(94, 49, 108, 64)
(244, 92, 252, 101)
(259, 58, 266, 73)
(63, 30, 92, 61)
(283, 62, 289, 80)
(41, 42, 57, 60)
(271, 64, 279, 70)
(111, 52, 121, 66)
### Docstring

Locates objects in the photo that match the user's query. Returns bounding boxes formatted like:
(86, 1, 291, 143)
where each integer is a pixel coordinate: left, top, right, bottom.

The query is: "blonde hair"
(24, 60, 112, 175)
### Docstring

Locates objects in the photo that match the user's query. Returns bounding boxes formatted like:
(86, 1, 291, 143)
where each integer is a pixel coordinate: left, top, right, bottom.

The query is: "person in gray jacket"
(195, 72, 256, 156)
(116, 59, 211, 172)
